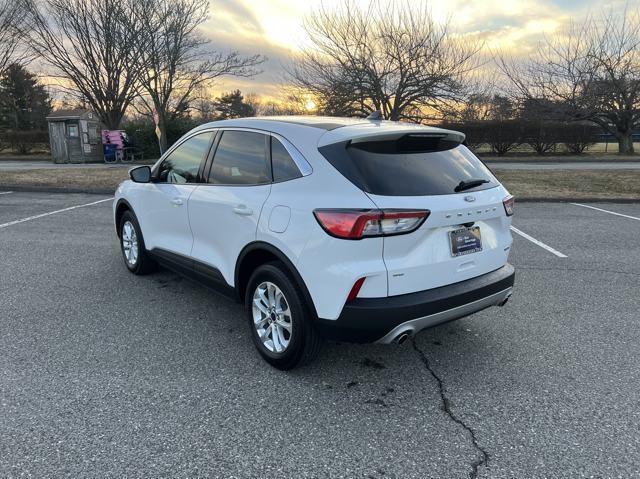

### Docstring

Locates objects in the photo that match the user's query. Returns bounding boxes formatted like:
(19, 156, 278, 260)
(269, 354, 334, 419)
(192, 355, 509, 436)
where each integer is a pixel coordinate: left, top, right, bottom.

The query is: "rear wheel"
(119, 211, 156, 275)
(246, 262, 322, 370)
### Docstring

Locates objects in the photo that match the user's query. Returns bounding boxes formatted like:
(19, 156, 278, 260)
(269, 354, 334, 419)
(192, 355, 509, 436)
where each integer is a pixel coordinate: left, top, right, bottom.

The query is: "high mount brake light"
(503, 195, 515, 217)
(313, 209, 430, 239)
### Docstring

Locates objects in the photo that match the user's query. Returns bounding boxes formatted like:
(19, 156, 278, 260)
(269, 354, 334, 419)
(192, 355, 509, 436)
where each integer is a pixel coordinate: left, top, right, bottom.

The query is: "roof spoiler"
(317, 123, 466, 150)
(348, 129, 465, 146)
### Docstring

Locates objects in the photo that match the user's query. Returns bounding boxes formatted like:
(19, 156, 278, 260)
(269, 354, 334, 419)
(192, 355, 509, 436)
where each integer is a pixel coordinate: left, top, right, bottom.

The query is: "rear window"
(319, 141, 498, 196)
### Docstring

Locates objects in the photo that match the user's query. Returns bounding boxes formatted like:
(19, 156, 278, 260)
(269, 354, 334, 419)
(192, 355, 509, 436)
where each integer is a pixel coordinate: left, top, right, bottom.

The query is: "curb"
(515, 197, 639, 203)
(0, 158, 52, 162)
(0, 185, 116, 195)
(483, 159, 640, 164)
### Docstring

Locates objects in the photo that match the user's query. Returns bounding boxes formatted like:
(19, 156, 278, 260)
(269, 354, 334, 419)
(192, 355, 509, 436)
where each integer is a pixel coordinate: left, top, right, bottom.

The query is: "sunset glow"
(203, 0, 626, 101)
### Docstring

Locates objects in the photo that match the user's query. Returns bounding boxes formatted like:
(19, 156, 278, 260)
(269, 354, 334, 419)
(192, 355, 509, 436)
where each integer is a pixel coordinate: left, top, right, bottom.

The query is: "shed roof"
(46, 109, 96, 121)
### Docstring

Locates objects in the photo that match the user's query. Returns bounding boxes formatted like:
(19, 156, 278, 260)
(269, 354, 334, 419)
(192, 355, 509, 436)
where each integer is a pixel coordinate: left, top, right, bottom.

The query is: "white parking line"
(571, 203, 640, 222)
(0, 197, 113, 229)
(510, 225, 568, 258)
(0, 191, 13, 195)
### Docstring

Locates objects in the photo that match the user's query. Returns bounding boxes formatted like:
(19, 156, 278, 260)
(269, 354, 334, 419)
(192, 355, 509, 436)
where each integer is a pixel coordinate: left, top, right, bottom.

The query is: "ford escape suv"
(114, 116, 515, 369)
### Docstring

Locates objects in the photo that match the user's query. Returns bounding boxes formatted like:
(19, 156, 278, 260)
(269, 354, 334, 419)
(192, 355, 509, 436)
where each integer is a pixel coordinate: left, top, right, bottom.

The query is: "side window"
(157, 131, 214, 184)
(209, 130, 270, 185)
(271, 137, 302, 182)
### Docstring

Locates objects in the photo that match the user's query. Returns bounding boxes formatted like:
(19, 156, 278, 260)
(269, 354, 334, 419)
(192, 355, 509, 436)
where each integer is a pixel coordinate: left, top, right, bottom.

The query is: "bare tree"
(453, 93, 517, 123)
(288, 0, 482, 121)
(22, 0, 156, 129)
(249, 93, 309, 117)
(136, 0, 263, 152)
(498, 9, 640, 153)
(0, 0, 28, 77)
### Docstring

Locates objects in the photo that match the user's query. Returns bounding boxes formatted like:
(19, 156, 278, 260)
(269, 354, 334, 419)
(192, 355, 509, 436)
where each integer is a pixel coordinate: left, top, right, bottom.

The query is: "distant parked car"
(114, 116, 515, 369)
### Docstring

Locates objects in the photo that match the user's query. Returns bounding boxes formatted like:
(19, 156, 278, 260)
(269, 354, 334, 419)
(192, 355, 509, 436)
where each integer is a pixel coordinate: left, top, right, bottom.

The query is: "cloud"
(207, 0, 265, 36)
(195, 31, 298, 100)
(199, 2, 303, 100)
(196, 0, 631, 100)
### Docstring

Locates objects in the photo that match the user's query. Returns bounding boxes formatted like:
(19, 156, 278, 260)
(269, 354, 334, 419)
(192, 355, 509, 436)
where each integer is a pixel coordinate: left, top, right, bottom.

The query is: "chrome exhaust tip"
(498, 293, 512, 307)
(395, 332, 411, 344)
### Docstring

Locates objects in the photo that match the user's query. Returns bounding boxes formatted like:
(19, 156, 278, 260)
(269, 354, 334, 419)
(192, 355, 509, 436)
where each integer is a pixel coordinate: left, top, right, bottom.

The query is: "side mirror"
(129, 165, 151, 183)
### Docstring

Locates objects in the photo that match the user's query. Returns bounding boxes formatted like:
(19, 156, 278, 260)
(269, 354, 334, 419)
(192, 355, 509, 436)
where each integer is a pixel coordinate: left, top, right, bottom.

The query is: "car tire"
(246, 261, 322, 370)
(119, 210, 156, 275)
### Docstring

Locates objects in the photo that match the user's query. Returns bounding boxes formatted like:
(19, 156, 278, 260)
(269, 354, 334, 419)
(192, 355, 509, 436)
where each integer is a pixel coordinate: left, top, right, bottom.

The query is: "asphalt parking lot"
(1, 191, 639, 478)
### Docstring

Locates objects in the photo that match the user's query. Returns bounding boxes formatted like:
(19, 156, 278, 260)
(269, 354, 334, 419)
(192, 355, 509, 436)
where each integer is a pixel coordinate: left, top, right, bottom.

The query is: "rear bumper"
(315, 263, 515, 343)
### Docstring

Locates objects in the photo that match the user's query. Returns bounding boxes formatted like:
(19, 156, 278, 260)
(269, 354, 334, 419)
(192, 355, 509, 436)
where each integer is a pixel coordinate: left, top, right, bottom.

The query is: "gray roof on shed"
(46, 109, 96, 121)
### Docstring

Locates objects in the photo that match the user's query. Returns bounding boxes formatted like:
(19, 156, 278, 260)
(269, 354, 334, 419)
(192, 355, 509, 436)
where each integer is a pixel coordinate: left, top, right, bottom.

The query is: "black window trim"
(202, 130, 221, 182)
(151, 128, 218, 185)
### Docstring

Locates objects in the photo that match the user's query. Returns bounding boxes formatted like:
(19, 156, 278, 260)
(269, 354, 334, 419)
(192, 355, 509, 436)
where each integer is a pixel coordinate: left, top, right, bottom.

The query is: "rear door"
(319, 139, 513, 296)
(188, 129, 272, 286)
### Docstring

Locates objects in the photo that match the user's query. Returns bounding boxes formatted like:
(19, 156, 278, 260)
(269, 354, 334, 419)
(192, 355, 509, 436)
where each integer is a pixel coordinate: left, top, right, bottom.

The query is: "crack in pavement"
(412, 338, 489, 479)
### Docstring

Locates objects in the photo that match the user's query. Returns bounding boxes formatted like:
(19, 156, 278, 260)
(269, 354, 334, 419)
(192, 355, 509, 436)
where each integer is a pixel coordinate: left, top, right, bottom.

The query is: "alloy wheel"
(121, 221, 139, 266)
(252, 281, 293, 353)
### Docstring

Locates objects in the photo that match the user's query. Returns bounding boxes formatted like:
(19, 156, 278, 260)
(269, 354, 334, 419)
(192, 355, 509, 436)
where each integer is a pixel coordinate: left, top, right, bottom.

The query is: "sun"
(304, 99, 317, 112)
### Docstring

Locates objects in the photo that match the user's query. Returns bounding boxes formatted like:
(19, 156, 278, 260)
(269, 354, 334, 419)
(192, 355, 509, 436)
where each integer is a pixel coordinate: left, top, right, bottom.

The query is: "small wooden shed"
(46, 109, 104, 163)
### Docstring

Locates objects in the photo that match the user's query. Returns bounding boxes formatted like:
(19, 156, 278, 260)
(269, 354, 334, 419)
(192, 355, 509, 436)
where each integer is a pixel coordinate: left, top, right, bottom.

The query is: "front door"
(136, 130, 216, 258)
(65, 122, 83, 163)
(49, 122, 68, 164)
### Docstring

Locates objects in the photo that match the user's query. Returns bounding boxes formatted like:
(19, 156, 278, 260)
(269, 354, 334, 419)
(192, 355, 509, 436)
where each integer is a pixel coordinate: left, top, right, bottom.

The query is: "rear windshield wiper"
(454, 179, 490, 192)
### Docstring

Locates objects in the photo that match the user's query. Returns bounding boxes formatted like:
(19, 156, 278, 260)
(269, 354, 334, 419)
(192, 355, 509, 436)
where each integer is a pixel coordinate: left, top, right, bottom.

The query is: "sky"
(201, 0, 635, 102)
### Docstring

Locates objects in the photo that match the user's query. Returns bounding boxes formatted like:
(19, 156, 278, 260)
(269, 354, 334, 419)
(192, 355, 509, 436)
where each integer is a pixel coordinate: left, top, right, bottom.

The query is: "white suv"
(114, 116, 515, 369)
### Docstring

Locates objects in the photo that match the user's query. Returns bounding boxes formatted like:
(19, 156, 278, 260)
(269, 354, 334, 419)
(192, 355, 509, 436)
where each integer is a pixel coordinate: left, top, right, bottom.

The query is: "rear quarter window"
(319, 141, 498, 196)
(271, 137, 302, 182)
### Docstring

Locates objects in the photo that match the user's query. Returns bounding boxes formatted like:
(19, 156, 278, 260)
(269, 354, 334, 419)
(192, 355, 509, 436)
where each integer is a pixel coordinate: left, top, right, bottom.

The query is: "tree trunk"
(617, 131, 635, 154)
(103, 109, 122, 130)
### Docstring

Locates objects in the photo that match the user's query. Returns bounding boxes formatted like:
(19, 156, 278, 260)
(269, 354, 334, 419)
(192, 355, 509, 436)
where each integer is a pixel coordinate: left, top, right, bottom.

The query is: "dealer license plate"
(449, 226, 482, 257)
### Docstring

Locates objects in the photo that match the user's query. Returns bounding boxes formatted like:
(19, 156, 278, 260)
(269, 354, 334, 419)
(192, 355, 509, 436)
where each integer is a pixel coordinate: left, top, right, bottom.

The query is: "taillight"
(503, 195, 515, 216)
(313, 209, 429, 239)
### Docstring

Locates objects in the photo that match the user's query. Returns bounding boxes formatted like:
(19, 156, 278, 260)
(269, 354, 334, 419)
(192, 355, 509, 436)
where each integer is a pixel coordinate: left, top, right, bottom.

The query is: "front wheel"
(246, 262, 322, 370)
(119, 211, 156, 275)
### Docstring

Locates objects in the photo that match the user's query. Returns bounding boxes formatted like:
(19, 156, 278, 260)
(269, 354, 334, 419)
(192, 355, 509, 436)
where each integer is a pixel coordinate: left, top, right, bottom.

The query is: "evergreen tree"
(0, 63, 52, 130)
(212, 90, 256, 120)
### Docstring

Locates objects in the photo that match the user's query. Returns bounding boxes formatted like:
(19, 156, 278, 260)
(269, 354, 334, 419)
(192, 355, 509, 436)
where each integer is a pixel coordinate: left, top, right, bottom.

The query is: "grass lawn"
(494, 169, 640, 200)
(482, 154, 640, 162)
(0, 168, 129, 191)
(0, 167, 638, 200)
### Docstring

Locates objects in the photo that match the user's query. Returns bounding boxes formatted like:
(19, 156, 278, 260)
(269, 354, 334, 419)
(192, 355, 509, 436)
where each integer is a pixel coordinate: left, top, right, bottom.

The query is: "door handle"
(233, 205, 253, 216)
(170, 198, 183, 206)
